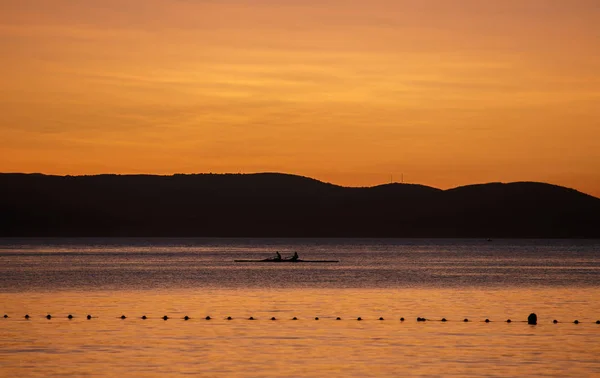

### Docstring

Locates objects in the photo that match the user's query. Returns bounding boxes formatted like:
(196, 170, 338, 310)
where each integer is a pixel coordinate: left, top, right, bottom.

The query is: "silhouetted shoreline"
(1, 173, 599, 238)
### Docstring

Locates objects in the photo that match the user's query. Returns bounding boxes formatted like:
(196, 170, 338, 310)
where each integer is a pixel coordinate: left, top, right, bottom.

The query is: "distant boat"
(235, 251, 338, 263)
(234, 259, 339, 263)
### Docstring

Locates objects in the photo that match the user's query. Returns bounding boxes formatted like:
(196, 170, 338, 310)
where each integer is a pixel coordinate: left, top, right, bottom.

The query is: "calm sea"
(1, 238, 599, 377)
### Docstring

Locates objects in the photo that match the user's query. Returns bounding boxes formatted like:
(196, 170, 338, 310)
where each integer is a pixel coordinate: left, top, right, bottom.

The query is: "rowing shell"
(233, 260, 340, 263)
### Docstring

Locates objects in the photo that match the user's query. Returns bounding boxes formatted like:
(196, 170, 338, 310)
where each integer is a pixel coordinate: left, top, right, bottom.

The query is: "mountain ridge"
(2, 172, 597, 197)
(1, 172, 599, 237)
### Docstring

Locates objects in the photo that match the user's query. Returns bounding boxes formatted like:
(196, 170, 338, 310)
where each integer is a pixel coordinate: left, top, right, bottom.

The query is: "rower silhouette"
(288, 251, 299, 261)
(275, 251, 282, 261)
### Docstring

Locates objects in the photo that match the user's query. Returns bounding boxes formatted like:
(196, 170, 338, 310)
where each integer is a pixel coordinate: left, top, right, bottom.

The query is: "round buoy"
(596, 320, 600, 324)
(205, 316, 211, 320)
(271, 317, 276, 321)
(292, 317, 297, 320)
(336, 317, 341, 320)
(485, 319, 490, 323)
(120, 315, 126, 320)
(357, 317, 362, 321)
(400, 317, 404, 322)
(46, 314, 52, 320)
(506, 319, 511, 323)
(527, 313, 537, 325)
(464, 318, 469, 322)
(68, 314, 73, 319)
(141, 315, 147, 320)
(574, 320, 579, 324)
(315, 317, 319, 320)
(379, 317, 384, 321)
(163, 315, 168, 321)
(184, 316, 189, 321)
(441, 318, 447, 322)
(3, 314, 7, 318)
(248, 316, 254, 320)
(87, 315, 92, 320)
(25, 314, 30, 319)
(553, 319, 558, 324)
(227, 316, 232, 320)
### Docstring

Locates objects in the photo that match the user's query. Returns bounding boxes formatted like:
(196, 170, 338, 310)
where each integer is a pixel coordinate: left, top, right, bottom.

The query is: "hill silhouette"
(1, 173, 599, 237)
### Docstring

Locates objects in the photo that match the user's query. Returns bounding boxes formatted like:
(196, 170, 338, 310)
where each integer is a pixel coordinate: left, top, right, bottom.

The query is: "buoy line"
(2, 312, 599, 324)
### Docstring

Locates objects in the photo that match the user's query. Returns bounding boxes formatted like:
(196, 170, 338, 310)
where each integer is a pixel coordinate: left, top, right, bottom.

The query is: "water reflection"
(1, 239, 600, 376)
(1, 238, 600, 292)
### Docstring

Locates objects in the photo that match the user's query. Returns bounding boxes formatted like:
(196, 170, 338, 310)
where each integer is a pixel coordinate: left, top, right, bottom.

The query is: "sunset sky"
(1, 0, 599, 196)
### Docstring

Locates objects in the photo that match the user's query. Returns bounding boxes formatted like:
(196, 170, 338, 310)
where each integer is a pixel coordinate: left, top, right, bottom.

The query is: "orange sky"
(1, 0, 599, 196)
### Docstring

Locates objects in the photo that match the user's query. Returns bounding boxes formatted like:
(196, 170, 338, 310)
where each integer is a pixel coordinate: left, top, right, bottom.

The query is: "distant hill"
(1, 173, 599, 237)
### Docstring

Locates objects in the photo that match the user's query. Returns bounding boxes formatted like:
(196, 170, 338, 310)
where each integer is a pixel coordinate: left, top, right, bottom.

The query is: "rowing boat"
(234, 259, 339, 263)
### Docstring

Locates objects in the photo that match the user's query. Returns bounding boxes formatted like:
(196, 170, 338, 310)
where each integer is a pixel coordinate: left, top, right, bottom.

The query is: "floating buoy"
(163, 316, 168, 321)
(183, 316, 189, 320)
(120, 315, 126, 320)
(441, 318, 447, 322)
(315, 317, 319, 320)
(227, 316, 232, 320)
(527, 313, 537, 325)
(553, 319, 558, 324)
(68, 314, 73, 319)
(485, 319, 490, 323)
(336, 317, 341, 320)
(25, 314, 30, 319)
(248, 316, 254, 320)
(3, 314, 7, 318)
(506, 319, 511, 323)
(417, 317, 426, 322)
(46, 314, 52, 320)
(357, 317, 362, 321)
(463, 318, 469, 322)
(400, 317, 404, 322)
(292, 317, 297, 320)
(596, 320, 600, 324)
(141, 315, 147, 320)
(271, 317, 276, 321)
(87, 315, 92, 320)
(379, 317, 384, 321)
(205, 316, 211, 320)
(574, 320, 579, 324)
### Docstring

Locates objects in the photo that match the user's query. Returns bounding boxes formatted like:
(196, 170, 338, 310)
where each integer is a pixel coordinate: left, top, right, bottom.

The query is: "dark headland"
(1, 173, 599, 238)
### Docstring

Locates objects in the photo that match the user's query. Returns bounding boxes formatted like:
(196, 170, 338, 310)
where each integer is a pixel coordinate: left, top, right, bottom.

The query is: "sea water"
(1, 238, 599, 377)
